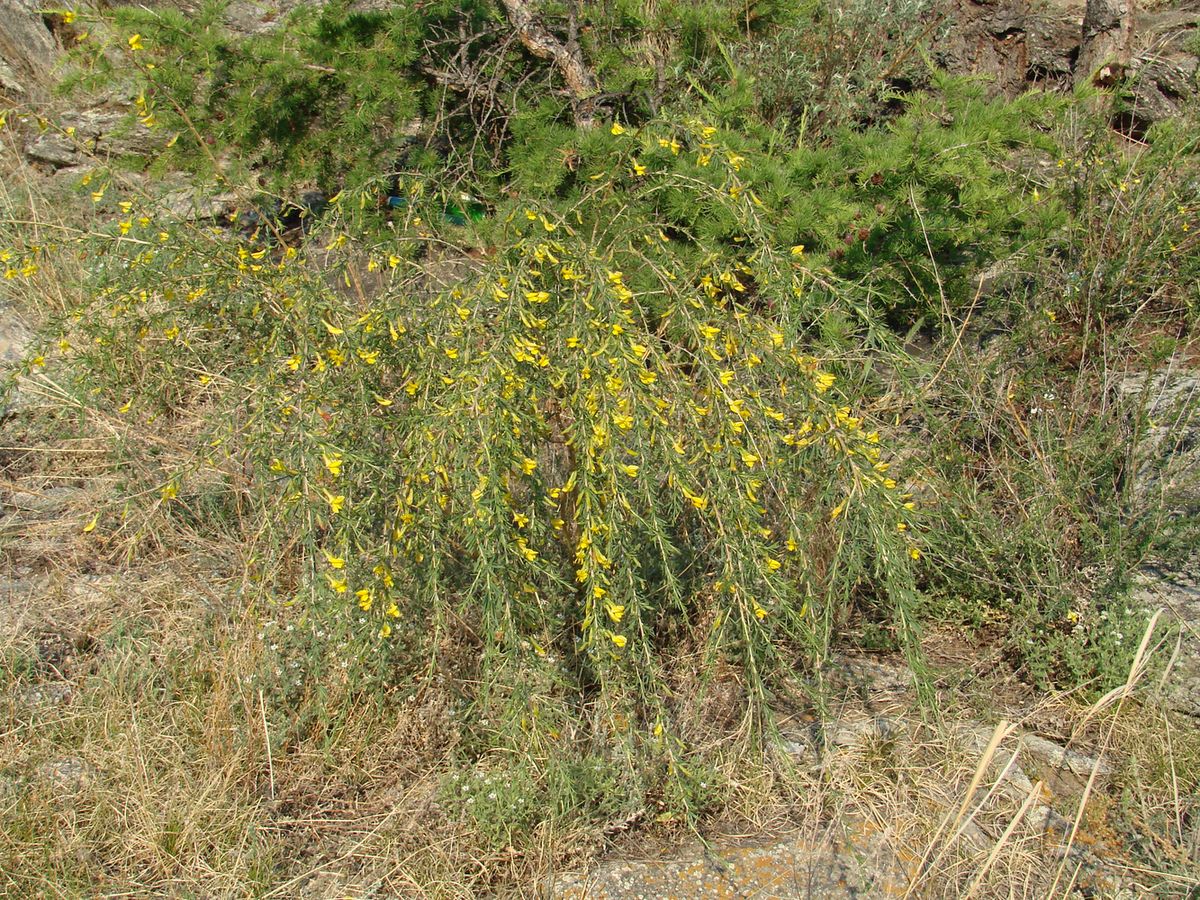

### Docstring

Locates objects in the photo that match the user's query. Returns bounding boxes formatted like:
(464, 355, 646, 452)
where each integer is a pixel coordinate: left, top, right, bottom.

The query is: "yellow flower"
(379, 623, 392, 638)
(740, 449, 759, 468)
(791, 245, 805, 257)
(327, 574, 348, 593)
(323, 490, 345, 514)
(829, 501, 845, 521)
(524, 290, 550, 303)
(356, 589, 372, 611)
(605, 602, 626, 623)
(753, 602, 768, 620)
(386, 602, 400, 618)
(357, 348, 379, 364)
(321, 318, 344, 336)
(373, 393, 393, 407)
(323, 452, 343, 477)
(765, 557, 781, 571)
(909, 547, 922, 560)
(160, 482, 178, 501)
(610, 122, 626, 135)
(521, 457, 537, 475)
(127, 33, 144, 51)
(619, 463, 639, 478)
(323, 549, 345, 569)
(610, 633, 627, 648)
(63, 10, 76, 23)
(631, 160, 647, 177)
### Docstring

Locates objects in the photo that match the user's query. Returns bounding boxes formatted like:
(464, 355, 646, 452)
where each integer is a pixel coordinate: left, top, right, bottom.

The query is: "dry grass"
(1, 142, 1198, 899)
(8, 395, 1196, 899)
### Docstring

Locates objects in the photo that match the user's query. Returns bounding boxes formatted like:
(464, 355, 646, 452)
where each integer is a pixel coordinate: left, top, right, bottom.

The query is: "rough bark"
(498, 0, 600, 129)
(1077, 0, 1135, 87)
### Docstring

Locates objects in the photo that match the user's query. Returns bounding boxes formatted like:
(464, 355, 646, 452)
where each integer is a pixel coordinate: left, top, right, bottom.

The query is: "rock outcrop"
(0, 0, 63, 100)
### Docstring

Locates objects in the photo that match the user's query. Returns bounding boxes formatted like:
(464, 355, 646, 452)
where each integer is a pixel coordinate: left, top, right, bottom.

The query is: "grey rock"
(0, 301, 31, 364)
(1135, 567, 1200, 717)
(552, 818, 908, 899)
(0, 0, 60, 100)
(965, 726, 1042, 806)
(1120, 361, 1200, 716)
(0, 57, 25, 97)
(24, 108, 156, 170)
(0, 575, 44, 606)
(1119, 364, 1200, 512)
(4, 486, 82, 516)
(223, 0, 308, 35)
(36, 756, 92, 792)
(828, 655, 914, 697)
(1124, 54, 1200, 131)
(14, 680, 73, 708)
(0, 773, 23, 800)
(160, 187, 239, 222)
(1019, 733, 1112, 778)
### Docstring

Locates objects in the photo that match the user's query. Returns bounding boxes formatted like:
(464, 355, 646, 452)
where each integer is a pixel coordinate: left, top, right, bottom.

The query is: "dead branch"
(498, 0, 600, 128)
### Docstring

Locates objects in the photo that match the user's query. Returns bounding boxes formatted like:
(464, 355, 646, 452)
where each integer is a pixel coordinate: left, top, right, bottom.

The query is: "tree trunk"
(498, 0, 600, 129)
(1077, 0, 1135, 87)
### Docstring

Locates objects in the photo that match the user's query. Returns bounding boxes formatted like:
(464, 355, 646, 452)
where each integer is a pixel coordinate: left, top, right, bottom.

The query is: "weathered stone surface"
(4, 486, 83, 516)
(24, 108, 156, 170)
(0, 0, 61, 99)
(1136, 567, 1200, 717)
(552, 820, 909, 899)
(1123, 53, 1200, 132)
(1120, 364, 1200, 512)
(160, 186, 240, 222)
(936, 0, 1083, 95)
(1120, 360, 1200, 716)
(36, 756, 93, 792)
(0, 300, 32, 364)
(14, 680, 73, 708)
(1019, 733, 1112, 779)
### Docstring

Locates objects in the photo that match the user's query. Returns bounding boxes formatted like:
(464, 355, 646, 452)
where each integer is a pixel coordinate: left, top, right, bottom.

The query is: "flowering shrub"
(6, 118, 927, 805)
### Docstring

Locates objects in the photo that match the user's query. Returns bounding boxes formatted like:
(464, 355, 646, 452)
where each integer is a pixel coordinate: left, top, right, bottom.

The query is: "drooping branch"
(498, 0, 600, 129)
